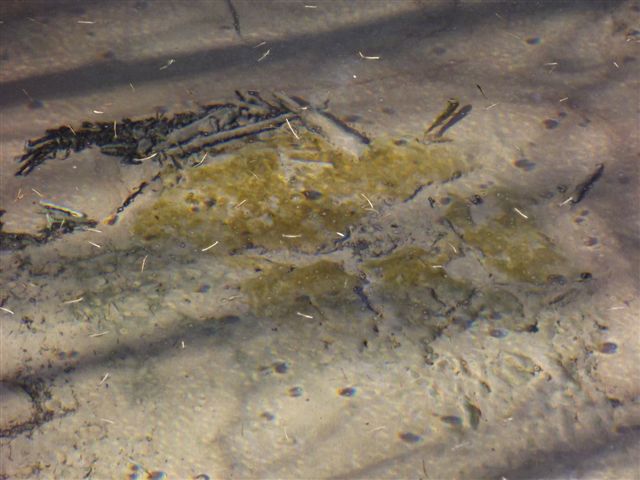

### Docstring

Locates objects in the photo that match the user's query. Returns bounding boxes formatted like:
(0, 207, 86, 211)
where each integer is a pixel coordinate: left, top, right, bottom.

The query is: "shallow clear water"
(1, 1, 639, 479)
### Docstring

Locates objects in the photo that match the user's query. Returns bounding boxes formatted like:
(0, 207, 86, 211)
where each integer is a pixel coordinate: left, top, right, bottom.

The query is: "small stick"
(358, 51, 380, 60)
(257, 49, 271, 62)
(159, 59, 175, 70)
(140, 255, 148, 273)
(0, 306, 15, 315)
(282, 234, 302, 238)
(193, 152, 208, 167)
(201, 241, 219, 252)
(31, 188, 43, 197)
(98, 373, 110, 385)
(296, 312, 314, 319)
(285, 118, 299, 139)
(89, 331, 109, 338)
(135, 152, 158, 162)
(63, 297, 84, 305)
(88, 241, 102, 248)
(360, 193, 377, 212)
(234, 199, 247, 208)
(513, 207, 528, 219)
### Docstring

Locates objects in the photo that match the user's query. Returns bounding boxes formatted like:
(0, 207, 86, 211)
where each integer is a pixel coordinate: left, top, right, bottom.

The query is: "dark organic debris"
(571, 163, 604, 204)
(15, 91, 291, 176)
(426, 98, 460, 135)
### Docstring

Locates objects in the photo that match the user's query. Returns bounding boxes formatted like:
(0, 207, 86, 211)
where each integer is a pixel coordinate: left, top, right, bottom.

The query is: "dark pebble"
(338, 387, 356, 397)
(302, 190, 322, 200)
(579, 272, 592, 281)
(599, 342, 618, 354)
(288, 386, 303, 397)
(274, 362, 288, 374)
(261, 411, 275, 421)
(489, 328, 507, 338)
(197, 284, 211, 293)
(148, 472, 167, 480)
(526, 37, 541, 45)
(525, 323, 539, 333)
(514, 158, 536, 171)
(543, 119, 559, 129)
(584, 237, 598, 246)
(441, 415, 463, 426)
(469, 194, 483, 205)
(399, 432, 422, 443)
(608, 398, 623, 408)
(440, 197, 451, 205)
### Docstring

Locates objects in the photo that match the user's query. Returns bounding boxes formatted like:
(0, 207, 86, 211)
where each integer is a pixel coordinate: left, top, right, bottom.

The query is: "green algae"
(444, 190, 566, 284)
(132, 129, 470, 253)
(363, 246, 474, 321)
(242, 260, 362, 317)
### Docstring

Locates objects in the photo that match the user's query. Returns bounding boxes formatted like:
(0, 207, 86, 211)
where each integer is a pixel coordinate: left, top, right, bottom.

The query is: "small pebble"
(302, 190, 322, 200)
(399, 432, 422, 443)
(489, 328, 507, 338)
(260, 411, 275, 421)
(526, 37, 541, 45)
(469, 194, 483, 205)
(441, 415, 463, 426)
(599, 342, 618, 354)
(148, 472, 167, 480)
(273, 362, 288, 374)
(543, 119, 559, 129)
(338, 387, 357, 397)
(584, 237, 598, 246)
(288, 386, 303, 397)
(514, 158, 536, 171)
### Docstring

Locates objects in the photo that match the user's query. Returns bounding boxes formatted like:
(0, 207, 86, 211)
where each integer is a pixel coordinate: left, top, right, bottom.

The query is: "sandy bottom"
(1, 1, 639, 479)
